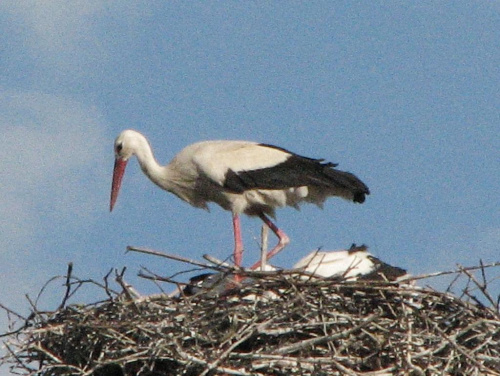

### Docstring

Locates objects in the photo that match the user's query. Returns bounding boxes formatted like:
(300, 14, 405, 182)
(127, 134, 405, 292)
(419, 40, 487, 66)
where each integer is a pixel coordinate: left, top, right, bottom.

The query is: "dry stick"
(199, 320, 268, 376)
(403, 298, 415, 372)
(95, 349, 151, 367)
(203, 254, 238, 270)
(276, 313, 381, 355)
(138, 268, 191, 298)
(247, 353, 397, 375)
(459, 271, 474, 301)
(422, 314, 500, 376)
(458, 264, 498, 310)
(0, 303, 26, 323)
(205, 254, 290, 277)
(115, 267, 141, 298)
(0, 324, 28, 339)
(137, 260, 236, 296)
(252, 357, 315, 372)
(2, 342, 35, 372)
(398, 261, 500, 285)
(57, 262, 73, 311)
(401, 304, 426, 375)
(30, 274, 66, 310)
(137, 270, 183, 285)
(330, 358, 362, 376)
(135, 266, 168, 295)
(445, 271, 462, 293)
(480, 259, 488, 286)
(29, 344, 65, 365)
(38, 363, 87, 376)
(135, 254, 238, 296)
(173, 338, 261, 376)
(102, 268, 116, 300)
(127, 246, 227, 271)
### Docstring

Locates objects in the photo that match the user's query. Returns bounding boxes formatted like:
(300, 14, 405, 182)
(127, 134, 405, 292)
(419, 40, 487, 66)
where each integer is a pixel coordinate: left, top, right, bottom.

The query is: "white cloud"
(0, 89, 109, 239)
(0, 1, 150, 75)
(1, 1, 105, 54)
(0, 89, 110, 351)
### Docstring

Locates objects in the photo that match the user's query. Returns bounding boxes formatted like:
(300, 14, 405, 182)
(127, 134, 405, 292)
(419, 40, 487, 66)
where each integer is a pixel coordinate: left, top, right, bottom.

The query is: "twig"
(57, 262, 73, 311)
(173, 338, 261, 376)
(199, 320, 266, 376)
(103, 268, 115, 300)
(276, 313, 380, 354)
(0, 303, 26, 322)
(31, 275, 65, 310)
(459, 263, 498, 310)
(398, 261, 500, 284)
(422, 313, 500, 376)
(115, 268, 141, 304)
(202, 254, 238, 270)
(127, 246, 226, 271)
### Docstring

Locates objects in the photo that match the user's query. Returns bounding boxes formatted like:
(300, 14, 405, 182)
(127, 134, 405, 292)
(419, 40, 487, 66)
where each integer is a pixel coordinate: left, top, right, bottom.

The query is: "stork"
(110, 129, 369, 270)
(293, 245, 408, 282)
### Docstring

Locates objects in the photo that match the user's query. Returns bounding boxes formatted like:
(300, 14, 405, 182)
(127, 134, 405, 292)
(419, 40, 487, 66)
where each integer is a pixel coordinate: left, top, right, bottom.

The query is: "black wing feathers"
(223, 144, 370, 203)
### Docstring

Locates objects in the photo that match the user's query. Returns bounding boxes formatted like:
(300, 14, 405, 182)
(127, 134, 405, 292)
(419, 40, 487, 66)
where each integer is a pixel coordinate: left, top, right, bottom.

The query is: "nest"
(2, 252, 500, 376)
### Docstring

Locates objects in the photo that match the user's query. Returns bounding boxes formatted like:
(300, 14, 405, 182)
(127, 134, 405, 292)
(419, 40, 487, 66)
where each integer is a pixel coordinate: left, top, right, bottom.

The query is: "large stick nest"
(2, 258, 500, 376)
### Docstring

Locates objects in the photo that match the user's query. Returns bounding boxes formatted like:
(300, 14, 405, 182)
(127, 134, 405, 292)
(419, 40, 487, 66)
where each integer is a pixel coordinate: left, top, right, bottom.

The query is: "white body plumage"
(294, 246, 408, 282)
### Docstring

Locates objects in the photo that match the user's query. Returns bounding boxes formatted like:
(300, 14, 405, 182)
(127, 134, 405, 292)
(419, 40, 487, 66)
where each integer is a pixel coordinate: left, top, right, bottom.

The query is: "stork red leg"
(250, 213, 290, 270)
(232, 213, 244, 267)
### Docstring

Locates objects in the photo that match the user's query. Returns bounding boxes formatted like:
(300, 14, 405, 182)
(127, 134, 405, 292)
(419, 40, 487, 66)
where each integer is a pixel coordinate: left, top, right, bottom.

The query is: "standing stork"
(110, 130, 369, 270)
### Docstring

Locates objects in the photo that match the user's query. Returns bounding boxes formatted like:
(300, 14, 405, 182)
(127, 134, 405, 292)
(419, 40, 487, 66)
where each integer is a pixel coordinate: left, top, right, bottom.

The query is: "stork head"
(110, 130, 140, 212)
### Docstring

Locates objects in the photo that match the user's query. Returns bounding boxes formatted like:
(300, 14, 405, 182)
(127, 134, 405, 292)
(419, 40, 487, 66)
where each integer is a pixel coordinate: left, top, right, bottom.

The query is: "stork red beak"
(110, 158, 128, 212)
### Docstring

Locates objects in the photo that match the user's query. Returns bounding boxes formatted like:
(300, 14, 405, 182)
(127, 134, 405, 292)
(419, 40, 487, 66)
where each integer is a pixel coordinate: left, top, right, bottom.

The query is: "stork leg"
(250, 213, 290, 270)
(231, 213, 246, 283)
(232, 213, 244, 267)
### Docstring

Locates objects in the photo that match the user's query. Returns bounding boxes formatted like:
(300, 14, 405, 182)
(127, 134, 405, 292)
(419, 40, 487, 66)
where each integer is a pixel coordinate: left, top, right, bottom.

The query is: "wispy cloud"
(2, 1, 105, 60)
(0, 89, 109, 338)
(0, 1, 149, 76)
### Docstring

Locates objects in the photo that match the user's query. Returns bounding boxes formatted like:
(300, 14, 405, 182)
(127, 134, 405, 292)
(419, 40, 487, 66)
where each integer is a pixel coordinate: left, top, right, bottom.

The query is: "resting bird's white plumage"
(110, 129, 370, 270)
(293, 245, 408, 282)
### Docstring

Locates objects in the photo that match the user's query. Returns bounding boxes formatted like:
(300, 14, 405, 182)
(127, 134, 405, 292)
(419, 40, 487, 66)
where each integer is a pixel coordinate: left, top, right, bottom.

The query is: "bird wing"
(190, 141, 369, 203)
(190, 141, 290, 188)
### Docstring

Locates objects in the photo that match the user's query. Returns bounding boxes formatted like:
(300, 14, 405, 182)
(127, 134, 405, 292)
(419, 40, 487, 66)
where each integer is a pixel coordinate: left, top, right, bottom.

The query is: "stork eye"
(116, 143, 123, 153)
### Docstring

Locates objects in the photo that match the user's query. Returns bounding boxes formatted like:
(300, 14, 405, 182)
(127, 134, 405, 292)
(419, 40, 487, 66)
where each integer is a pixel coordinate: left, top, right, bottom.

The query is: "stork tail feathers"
(321, 167, 370, 203)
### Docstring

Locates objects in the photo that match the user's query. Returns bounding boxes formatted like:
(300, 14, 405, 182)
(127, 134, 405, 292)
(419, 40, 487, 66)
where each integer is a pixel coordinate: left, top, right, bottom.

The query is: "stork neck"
(134, 140, 168, 188)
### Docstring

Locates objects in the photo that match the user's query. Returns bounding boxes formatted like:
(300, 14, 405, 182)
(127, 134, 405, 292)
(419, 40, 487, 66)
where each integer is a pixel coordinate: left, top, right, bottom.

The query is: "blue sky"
(1, 1, 499, 364)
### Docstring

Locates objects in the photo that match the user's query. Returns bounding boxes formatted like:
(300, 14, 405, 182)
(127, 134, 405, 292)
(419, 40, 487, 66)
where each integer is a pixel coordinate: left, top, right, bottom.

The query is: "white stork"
(293, 245, 408, 282)
(110, 129, 369, 270)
